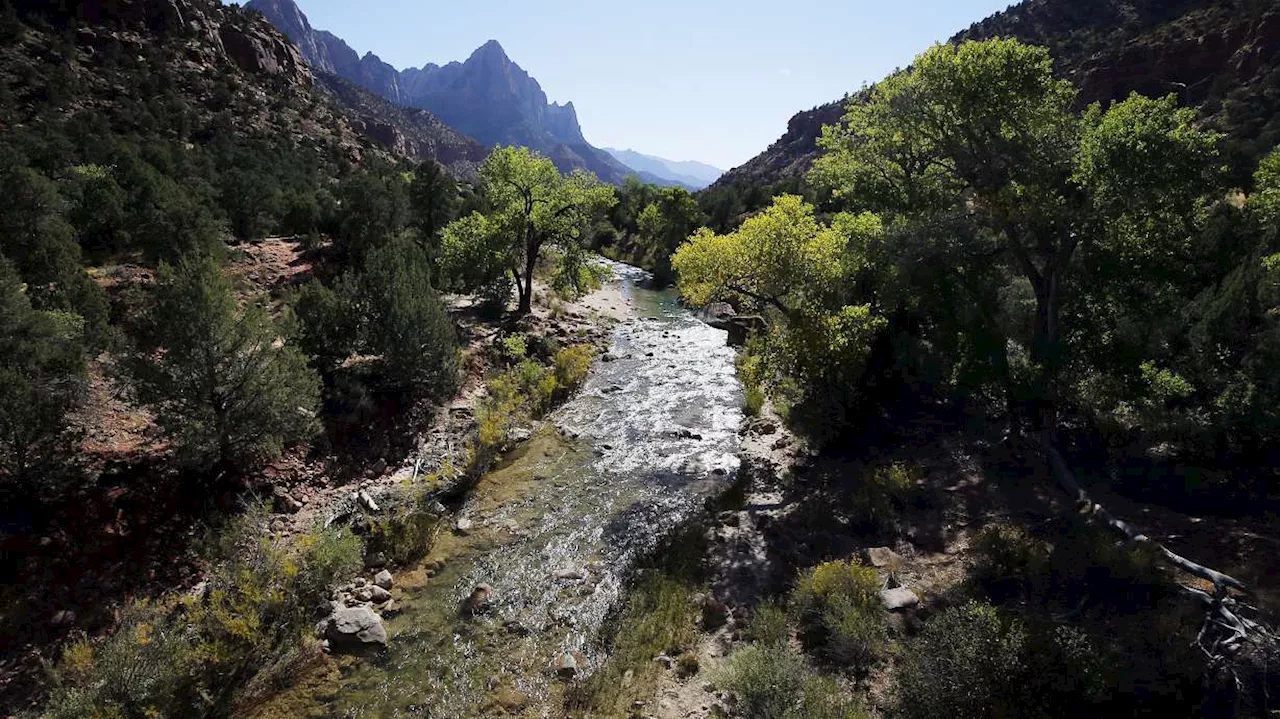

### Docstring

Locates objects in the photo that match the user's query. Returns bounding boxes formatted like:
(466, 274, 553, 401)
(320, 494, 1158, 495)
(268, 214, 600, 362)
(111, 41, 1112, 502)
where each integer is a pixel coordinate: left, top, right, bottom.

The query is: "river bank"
(0, 249, 634, 715)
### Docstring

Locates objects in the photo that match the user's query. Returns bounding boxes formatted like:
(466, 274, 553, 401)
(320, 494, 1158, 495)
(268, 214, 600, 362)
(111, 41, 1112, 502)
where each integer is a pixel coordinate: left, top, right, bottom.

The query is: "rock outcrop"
(315, 73, 487, 177)
(218, 20, 311, 83)
(10, 0, 370, 163)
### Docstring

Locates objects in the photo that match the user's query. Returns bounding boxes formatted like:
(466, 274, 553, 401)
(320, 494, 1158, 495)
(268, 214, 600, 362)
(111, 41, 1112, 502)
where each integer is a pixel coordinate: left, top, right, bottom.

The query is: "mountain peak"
(471, 39, 509, 62)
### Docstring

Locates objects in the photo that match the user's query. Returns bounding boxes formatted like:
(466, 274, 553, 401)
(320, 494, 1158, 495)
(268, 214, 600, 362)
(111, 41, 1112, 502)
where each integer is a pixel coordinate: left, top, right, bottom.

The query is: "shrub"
(716, 644, 806, 719)
(895, 602, 1029, 719)
(500, 334, 528, 362)
(744, 385, 765, 417)
(976, 519, 1168, 610)
(795, 674, 866, 719)
(43, 515, 362, 718)
(44, 602, 203, 719)
(897, 600, 1118, 719)
(791, 560, 886, 668)
(553, 344, 594, 396)
(849, 461, 918, 533)
(675, 651, 700, 677)
(1045, 519, 1167, 608)
(716, 645, 866, 719)
(973, 525, 1051, 601)
(746, 599, 790, 646)
(737, 345, 767, 417)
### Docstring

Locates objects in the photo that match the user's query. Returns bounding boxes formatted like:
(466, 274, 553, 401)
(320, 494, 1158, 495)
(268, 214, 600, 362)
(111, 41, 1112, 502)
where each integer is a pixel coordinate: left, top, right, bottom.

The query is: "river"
(317, 262, 743, 718)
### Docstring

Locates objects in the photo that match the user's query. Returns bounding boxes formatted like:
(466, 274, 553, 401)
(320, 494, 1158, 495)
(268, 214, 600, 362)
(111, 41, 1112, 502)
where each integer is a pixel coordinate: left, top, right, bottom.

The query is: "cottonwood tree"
(812, 39, 1221, 436)
(673, 195, 888, 434)
(637, 186, 704, 280)
(441, 146, 615, 314)
(131, 256, 320, 473)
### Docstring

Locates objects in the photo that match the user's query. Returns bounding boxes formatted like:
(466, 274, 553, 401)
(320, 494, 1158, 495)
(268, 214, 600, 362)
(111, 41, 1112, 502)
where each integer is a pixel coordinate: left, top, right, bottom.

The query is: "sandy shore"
(564, 276, 635, 321)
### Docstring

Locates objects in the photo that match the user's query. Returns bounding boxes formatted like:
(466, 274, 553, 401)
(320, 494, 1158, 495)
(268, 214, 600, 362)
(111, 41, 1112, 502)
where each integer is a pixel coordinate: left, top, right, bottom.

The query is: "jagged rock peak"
(471, 39, 508, 60)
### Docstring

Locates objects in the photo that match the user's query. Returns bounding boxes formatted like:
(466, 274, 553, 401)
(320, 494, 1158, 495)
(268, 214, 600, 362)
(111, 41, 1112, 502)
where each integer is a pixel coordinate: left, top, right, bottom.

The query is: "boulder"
(318, 606, 387, 652)
(865, 547, 901, 568)
(464, 583, 494, 616)
(368, 585, 392, 603)
(373, 569, 394, 590)
(699, 302, 736, 330)
(357, 490, 380, 513)
(725, 316, 767, 347)
(272, 485, 302, 514)
(455, 517, 474, 534)
(554, 567, 587, 582)
(878, 587, 919, 611)
(700, 596, 731, 630)
(554, 650, 582, 678)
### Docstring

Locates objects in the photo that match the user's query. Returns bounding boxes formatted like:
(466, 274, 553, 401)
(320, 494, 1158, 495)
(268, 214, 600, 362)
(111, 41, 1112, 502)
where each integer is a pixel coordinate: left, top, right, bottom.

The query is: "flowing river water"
(318, 263, 743, 718)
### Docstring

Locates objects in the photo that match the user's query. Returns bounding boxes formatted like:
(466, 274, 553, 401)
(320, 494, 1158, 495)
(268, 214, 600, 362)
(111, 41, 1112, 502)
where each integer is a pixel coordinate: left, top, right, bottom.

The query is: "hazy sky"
(270, 0, 1016, 170)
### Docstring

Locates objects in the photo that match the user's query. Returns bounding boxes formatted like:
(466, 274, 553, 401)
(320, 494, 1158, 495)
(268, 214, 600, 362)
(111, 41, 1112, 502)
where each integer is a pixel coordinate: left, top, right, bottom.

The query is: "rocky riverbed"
(261, 261, 745, 718)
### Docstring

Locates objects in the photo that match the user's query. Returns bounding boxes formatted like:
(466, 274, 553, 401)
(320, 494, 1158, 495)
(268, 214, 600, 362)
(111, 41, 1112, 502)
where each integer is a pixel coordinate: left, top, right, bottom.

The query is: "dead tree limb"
(1041, 442, 1278, 670)
(1042, 442, 1247, 593)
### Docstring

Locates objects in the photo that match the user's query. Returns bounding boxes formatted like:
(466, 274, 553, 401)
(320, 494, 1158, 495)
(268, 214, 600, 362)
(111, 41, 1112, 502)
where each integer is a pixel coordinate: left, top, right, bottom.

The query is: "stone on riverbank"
(317, 606, 387, 653)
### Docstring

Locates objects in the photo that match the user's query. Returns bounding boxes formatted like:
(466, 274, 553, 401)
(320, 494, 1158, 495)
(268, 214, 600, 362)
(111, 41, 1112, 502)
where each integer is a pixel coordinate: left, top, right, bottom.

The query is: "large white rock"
(878, 587, 920, 611)
(319, 606, 388, 652)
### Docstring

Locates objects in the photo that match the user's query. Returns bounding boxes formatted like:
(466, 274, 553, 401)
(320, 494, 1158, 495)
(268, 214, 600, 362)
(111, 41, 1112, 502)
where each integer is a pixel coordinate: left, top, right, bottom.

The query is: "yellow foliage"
(673, 195, 859, 310)
(554, 344, 594, 392)
(796, 559, 879, 606)
(61, 636, 96, 676)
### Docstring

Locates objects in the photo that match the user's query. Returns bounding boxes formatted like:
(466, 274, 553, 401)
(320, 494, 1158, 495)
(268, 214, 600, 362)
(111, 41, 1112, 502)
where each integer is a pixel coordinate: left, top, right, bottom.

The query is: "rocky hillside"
(245, 0, 642, 184)
(315, 74, 487, 178)
(714, 0, 1280, 190)
(0, 0, 485, 177)
(3, 0, 356, 152)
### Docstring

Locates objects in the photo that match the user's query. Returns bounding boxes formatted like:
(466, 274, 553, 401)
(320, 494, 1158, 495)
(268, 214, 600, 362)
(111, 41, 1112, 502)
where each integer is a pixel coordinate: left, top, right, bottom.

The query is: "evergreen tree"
(357, 238, 459, 397)
(0, 258, 86, 484)
(130, 256, 320, 472)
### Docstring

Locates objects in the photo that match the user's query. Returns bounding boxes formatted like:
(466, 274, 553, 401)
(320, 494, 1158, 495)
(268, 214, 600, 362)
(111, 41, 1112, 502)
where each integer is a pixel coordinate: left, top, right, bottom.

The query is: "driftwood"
(1041, 443, 1276, 666)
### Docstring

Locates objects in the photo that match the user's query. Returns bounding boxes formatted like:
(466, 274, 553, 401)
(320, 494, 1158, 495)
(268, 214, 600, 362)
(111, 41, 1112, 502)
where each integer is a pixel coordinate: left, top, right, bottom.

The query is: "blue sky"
(270, 0, 1017, 170)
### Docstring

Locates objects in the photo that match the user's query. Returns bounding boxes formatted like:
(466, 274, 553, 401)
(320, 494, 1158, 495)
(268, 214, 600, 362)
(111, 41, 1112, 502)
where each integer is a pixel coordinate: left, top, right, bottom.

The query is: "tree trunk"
(516, 239, 538, 315)
(1029, 264, 1064, 442)
(512, 268, 528, 315)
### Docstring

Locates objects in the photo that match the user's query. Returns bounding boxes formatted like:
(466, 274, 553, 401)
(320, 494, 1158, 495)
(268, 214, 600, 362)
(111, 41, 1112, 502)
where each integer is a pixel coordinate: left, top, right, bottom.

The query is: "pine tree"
(131, 255, 320, 472)
(0, 258, 86, 484)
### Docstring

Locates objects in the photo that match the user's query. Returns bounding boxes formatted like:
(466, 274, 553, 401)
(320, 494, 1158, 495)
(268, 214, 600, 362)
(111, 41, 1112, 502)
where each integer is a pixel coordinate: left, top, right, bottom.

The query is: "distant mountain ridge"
(603, 148, 724, 190)
(245, 0, 641, 184)
(714, 0, 1280, 191)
